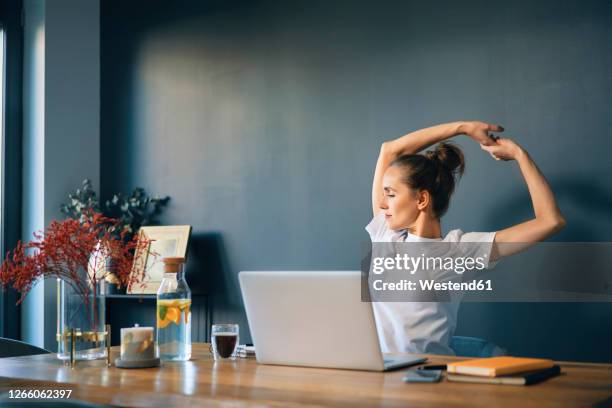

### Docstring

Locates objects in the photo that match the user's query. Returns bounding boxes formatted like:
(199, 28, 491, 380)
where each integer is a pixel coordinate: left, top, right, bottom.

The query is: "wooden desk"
(0, 343, 611, 407)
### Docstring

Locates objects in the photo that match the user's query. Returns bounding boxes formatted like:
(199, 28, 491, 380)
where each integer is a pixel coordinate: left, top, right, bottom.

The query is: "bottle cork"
(163, 257, 185, 273)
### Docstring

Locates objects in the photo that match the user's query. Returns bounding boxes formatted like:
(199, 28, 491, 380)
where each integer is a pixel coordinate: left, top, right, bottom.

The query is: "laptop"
(238, 271, 427, 371)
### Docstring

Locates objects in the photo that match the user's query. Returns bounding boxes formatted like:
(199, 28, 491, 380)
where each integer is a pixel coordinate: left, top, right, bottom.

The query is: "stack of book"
(446, 357, 561, 386)
(236, 345, 256, 359)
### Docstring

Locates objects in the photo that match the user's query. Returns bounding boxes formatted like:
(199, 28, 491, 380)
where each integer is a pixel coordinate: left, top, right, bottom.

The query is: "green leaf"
(158, 305, 167, 320)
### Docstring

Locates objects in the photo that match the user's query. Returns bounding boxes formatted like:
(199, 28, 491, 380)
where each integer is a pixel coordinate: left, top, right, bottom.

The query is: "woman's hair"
(389, 142, 465, 218)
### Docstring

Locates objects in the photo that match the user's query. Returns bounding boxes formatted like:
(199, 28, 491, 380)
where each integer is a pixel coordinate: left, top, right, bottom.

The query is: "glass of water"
(211, 324, 239, 361)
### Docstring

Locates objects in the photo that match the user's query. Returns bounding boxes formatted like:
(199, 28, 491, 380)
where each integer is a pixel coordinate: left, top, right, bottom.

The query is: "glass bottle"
(156, 257, 192, 361)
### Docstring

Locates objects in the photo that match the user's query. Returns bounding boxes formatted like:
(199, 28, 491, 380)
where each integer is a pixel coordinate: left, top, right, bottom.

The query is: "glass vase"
(56, 277, 107, 361)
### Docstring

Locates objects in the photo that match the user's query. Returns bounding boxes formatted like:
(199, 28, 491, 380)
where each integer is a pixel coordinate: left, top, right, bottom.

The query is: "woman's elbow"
(380, 142, 393, 157)
(556, 215, 567, 230)
(381, 141, 408, 159)
(545, 214, 566, 235)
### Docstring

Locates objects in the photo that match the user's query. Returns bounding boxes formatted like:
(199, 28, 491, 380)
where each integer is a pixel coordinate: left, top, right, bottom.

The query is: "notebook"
(446, 357, 555, 377)
(447, 365, 561, 385)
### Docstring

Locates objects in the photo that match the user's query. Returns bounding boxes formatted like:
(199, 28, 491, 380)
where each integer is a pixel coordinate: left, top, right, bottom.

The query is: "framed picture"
(127, 225, 192, 295)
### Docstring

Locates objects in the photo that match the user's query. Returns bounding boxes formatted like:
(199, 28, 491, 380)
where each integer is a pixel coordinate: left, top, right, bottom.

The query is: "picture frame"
(127, 225, 192, 295)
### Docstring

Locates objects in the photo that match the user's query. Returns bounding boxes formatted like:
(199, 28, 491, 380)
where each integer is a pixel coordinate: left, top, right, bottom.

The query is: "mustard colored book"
(446, 357, 555, 377)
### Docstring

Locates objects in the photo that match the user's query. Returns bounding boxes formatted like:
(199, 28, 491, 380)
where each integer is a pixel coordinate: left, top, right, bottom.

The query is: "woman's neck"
(408, 213, 442, 239)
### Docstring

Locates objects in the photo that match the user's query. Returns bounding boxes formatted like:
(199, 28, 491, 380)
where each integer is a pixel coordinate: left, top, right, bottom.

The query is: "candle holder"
(115, 325, 160, 369)
(63, 324, 111, 368)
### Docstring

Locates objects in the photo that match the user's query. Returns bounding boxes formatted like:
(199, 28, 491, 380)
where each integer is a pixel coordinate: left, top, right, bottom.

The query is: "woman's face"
(380, 166, 422, 230)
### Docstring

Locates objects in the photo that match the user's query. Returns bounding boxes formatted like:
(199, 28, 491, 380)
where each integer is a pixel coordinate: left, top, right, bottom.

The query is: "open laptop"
(238, 271, 427, 371)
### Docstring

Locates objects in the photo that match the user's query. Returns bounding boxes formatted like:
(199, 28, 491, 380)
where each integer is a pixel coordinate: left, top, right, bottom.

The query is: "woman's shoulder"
(365, 211, 406, 242)
(443, 228, 465, 242)
(443, 228, 499, 269)
(443, 228, 496, 243)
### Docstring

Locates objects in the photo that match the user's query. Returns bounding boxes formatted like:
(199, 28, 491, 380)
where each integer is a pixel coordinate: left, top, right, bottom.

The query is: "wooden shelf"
(105, 294, 156, 299)
(105, 293, 207, 299)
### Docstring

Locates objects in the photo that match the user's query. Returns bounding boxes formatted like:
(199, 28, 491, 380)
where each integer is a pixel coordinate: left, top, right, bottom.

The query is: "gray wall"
(21, 0, 100, 349)
(101, 0, 612, 362)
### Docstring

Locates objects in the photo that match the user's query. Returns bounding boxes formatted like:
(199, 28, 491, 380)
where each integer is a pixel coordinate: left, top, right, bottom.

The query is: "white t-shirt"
(365, 211, 498, 355)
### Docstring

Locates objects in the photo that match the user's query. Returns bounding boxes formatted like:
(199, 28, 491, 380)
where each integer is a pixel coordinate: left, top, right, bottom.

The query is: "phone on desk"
(403, 369, 443, 383)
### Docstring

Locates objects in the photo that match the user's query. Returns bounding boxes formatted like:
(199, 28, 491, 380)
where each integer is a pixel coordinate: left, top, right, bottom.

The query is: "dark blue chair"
(0, 337, 51, 358)
(450, 336, 507, 357)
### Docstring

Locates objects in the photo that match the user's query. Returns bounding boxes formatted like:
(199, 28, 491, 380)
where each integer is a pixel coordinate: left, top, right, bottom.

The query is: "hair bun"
(389, 141, 465, 218)
(426, 142, 465, 177)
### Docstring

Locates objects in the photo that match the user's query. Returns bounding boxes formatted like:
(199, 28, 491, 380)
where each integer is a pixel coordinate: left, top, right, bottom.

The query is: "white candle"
(120, 325, 155, 361)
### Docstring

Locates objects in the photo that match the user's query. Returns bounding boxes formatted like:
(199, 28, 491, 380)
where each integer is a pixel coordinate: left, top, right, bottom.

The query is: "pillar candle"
(120, 325, 156, 361)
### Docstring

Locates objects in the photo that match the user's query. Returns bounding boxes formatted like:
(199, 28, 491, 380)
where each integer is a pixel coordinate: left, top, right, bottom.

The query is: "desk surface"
(0, 343, 611, 407)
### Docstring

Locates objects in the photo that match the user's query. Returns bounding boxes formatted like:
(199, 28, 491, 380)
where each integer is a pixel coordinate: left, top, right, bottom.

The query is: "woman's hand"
(460, 121, 504, 146)
(480, 137, 524, 161)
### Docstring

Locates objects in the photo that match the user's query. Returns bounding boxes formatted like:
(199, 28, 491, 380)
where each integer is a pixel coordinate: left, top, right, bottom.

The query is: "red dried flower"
(0, 212, 151, 308)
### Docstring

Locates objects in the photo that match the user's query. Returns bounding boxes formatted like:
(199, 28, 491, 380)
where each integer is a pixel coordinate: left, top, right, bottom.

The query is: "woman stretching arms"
(366, 121, 565, 354)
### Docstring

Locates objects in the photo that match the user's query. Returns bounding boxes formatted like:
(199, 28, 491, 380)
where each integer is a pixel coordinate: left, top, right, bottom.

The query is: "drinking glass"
(211, 324, 239, 361)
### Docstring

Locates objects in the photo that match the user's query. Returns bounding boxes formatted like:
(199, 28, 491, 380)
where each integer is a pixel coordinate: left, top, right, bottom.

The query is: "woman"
(366, 121, 565, 354)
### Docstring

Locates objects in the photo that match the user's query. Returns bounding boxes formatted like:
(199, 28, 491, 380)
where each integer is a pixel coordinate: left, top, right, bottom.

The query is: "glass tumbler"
(211, 324, 239, 361)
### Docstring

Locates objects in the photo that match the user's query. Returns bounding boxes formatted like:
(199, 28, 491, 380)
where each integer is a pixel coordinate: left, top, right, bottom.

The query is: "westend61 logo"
(363, 243, 495, 301)
(371, 254, 487, 275)
(363, 242, 612, 303)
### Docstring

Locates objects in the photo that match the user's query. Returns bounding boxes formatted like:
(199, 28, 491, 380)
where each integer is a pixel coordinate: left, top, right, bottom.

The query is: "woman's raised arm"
(371, 121, 503, 215)
(481, 138, 566, 259)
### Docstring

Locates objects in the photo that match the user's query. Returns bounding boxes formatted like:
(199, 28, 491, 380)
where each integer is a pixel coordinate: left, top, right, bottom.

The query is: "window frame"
(0, 24, 6, 339)
(1, 25, 6, 268)
(0, 0, 23, 339)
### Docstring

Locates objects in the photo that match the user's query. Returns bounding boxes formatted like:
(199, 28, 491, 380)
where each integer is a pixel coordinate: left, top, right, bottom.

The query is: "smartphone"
(402, 369, 442, 383)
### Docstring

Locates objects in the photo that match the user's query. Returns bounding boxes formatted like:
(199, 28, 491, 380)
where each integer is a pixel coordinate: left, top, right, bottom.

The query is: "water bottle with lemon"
(157, 257, 191, 361)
